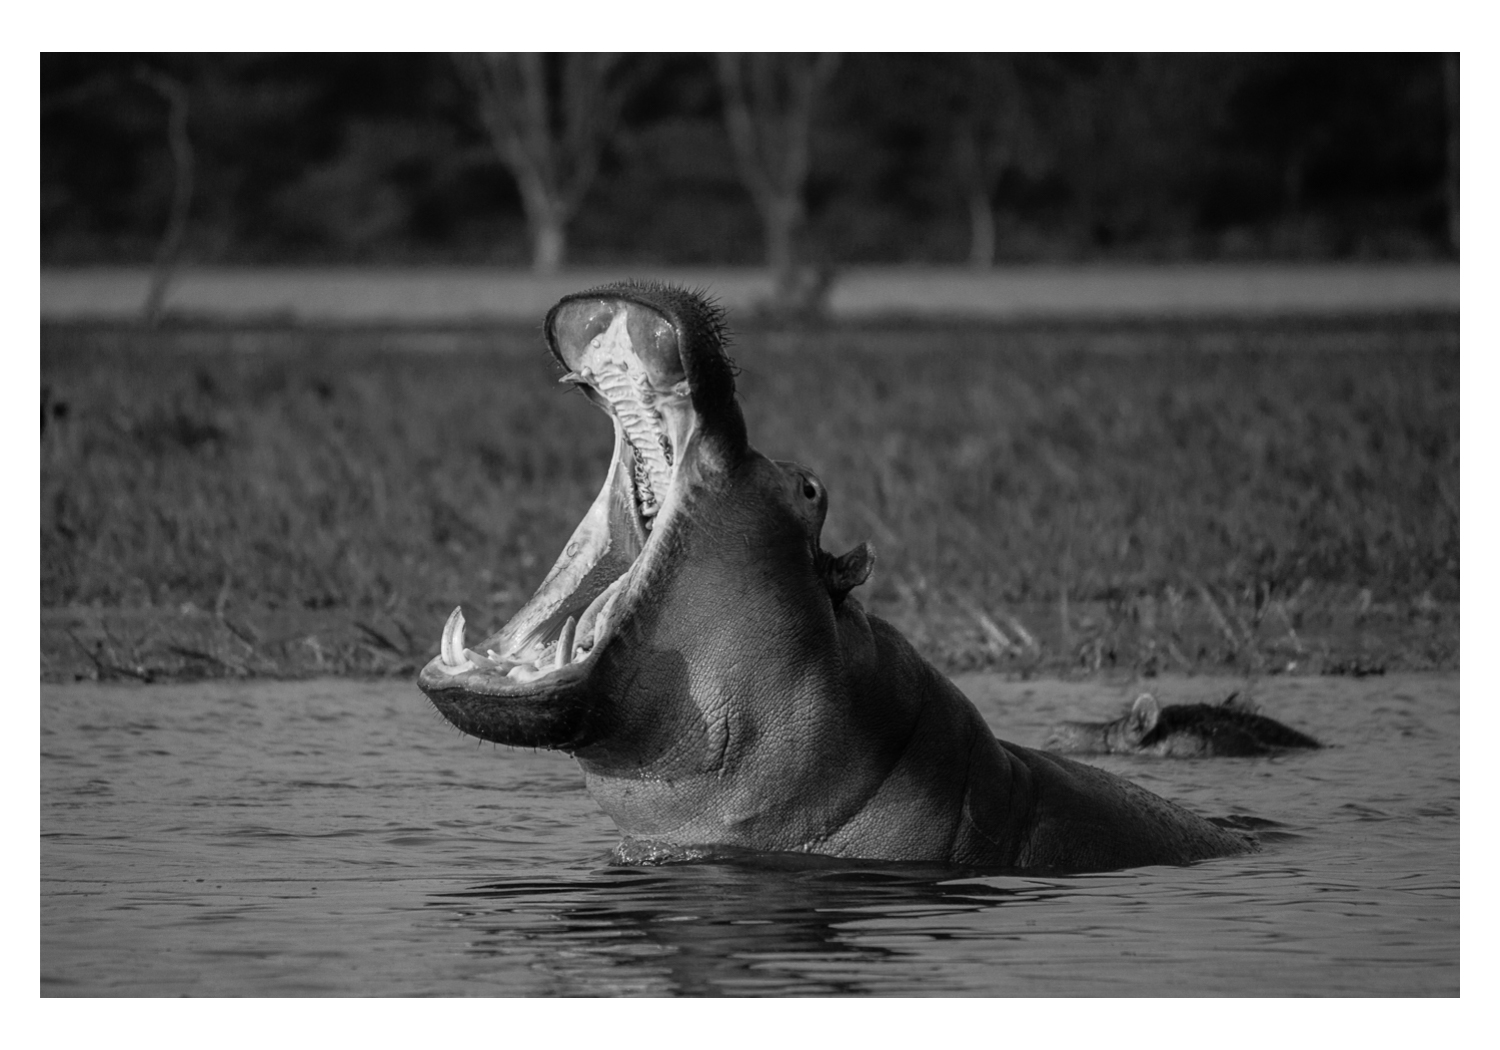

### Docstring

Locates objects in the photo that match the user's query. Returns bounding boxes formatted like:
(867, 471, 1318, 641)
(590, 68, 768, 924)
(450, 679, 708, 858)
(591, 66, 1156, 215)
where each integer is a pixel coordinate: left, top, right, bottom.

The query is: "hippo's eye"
(802, 478, 820, 501)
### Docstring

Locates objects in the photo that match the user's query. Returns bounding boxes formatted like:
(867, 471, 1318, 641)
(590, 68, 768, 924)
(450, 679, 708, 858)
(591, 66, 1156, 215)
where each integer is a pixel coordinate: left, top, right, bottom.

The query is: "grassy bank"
(41, 316, 1458, 683)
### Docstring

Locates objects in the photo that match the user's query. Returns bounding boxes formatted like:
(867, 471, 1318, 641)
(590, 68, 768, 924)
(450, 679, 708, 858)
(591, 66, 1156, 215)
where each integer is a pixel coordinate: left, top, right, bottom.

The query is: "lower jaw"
(422, 434, 678, 711)
(420, 661, 597, 748)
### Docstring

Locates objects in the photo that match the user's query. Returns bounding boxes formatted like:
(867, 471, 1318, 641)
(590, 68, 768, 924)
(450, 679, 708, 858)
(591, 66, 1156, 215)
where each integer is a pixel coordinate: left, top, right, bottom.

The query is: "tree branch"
(453, 52, 635, 272)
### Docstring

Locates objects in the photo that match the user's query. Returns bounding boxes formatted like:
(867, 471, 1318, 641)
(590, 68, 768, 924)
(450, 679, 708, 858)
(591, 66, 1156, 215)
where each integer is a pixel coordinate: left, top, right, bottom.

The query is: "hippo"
(418, 281, 1255, 873)
(1044, 693, 1323, 758)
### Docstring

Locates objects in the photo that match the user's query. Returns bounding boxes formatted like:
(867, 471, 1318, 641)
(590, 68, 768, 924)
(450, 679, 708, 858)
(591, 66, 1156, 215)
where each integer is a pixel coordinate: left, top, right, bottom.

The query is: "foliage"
(41, 54, 1454, 267)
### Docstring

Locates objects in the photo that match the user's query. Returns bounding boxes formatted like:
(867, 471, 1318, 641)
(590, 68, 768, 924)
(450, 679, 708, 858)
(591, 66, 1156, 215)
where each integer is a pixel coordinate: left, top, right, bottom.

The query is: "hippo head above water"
(1044, 693, 1324, 758)
(418, 281, 1255, 872)
(417, 281, 870, 749)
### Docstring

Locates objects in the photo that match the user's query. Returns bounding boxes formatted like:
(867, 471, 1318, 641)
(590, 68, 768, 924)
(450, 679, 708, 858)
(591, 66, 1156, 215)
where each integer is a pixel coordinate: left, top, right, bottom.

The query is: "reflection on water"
(41, 674, 1457, 996)
(432, 861, 1046, 996)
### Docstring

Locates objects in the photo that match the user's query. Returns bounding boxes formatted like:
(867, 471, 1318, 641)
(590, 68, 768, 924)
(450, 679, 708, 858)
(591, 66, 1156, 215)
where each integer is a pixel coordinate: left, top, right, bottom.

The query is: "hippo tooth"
(441, 606, 465, 667)
(576, 579, 615, 645)
(555, 616, 577, 669)
(591, 589, 622, 644)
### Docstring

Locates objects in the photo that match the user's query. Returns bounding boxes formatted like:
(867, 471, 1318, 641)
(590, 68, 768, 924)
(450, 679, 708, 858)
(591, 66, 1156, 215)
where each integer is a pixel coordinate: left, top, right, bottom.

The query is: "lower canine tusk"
(441, 606, 465, 666)
(555, 616, 577, 670)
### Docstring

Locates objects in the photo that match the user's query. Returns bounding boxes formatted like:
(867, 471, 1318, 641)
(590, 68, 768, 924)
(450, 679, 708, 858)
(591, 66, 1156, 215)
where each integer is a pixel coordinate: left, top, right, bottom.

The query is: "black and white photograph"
(37, 36, 1464, 1002)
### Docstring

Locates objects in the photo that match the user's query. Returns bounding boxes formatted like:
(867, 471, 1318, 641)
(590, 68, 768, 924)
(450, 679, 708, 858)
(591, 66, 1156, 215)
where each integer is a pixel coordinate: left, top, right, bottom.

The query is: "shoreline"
(42, 595, 1454, 686)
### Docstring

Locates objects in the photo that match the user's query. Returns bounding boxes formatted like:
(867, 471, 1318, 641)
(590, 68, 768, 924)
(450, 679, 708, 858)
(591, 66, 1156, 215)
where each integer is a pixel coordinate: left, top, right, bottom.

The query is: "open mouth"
(421, 299, 698, 696)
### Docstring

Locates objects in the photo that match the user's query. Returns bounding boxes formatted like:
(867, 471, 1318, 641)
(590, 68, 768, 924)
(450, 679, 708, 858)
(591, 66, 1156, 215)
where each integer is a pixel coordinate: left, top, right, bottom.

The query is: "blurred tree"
(42, 58, 195, 320)
(580, 56, 756, 266)
(133, 65, 193, 323)
(1209, 54, 1448, 257)
(1046, 54, 1229, 256)
(715, 53, 840, 305)
(453, 53, 637, 273)
(946, 55, 1051, 268)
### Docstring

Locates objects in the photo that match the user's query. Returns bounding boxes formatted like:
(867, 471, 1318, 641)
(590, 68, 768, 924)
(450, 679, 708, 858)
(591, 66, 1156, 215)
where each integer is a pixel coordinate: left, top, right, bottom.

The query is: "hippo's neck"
(572, 482, 877, 849)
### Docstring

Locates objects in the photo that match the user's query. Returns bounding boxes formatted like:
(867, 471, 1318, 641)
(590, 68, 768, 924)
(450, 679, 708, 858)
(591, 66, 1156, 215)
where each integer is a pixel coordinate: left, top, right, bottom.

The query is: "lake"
(40, 672, 1458, 996)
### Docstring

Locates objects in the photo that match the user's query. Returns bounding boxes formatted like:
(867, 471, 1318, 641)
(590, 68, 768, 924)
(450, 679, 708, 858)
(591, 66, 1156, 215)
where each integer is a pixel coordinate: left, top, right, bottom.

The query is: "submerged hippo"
(418, 281, 1255, 873)
(1045, 693, 1323, 758)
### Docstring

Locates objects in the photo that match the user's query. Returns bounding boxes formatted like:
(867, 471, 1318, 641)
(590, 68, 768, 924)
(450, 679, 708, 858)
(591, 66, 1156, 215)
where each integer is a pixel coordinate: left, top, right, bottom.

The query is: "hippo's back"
(1005, 744, 1257, 871)
(1147, 703, 1322, 756)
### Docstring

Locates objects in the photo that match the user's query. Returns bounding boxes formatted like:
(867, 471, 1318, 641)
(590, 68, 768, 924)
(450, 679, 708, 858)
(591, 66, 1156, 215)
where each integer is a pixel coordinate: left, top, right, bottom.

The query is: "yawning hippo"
(1044, 693, 1323, 758)
(418, 281, 1255, 873)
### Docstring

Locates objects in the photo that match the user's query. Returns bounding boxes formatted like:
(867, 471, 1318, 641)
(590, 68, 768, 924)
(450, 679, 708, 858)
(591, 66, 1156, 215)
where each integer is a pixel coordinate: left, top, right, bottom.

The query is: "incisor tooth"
(508, 662, 547, 683)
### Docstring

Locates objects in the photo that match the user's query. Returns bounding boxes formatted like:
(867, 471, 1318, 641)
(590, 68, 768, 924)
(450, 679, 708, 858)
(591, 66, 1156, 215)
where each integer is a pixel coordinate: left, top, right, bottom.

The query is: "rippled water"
(41, 672, 1457, 996)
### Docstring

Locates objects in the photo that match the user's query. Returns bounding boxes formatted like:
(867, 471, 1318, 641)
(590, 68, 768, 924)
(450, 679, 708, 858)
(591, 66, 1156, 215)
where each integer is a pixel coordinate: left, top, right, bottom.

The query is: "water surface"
(41, 673, 1457, 995)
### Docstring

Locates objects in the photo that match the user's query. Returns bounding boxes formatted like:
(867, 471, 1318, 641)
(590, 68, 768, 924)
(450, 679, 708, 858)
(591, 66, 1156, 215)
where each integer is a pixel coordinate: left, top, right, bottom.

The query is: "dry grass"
(41, 316, 1458, 682)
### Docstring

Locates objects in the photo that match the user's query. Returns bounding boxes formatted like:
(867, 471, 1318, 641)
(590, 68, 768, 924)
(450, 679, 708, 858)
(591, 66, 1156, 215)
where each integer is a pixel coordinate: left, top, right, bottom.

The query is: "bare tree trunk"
(955, 121, 996, 269)
(949, 56, 1038, 271)
(455, 53, 631, 274)
(135, 67, 193, 325)
(762, 196, 801, 275)
(966, 189, 996, 269)
(509, 160, 570, 273)
(531, 214, 566, 274)
(716, 53, 839, 311)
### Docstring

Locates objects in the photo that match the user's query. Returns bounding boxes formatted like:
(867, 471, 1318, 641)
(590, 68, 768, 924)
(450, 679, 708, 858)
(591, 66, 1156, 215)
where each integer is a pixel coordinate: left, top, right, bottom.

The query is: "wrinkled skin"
(1045, 693, 1324, 758)
(419, 281, 1255, 873)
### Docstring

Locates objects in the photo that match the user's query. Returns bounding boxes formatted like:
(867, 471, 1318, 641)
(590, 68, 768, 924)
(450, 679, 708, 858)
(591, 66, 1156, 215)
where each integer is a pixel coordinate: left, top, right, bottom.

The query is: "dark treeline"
(42, 53, 1456, 272)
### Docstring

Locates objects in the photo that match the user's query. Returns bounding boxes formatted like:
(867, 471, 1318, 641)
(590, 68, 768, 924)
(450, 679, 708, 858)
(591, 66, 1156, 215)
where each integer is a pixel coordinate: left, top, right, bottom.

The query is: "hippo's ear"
(1126, 693, 1160, 740)
(821, 541, 875, 607)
